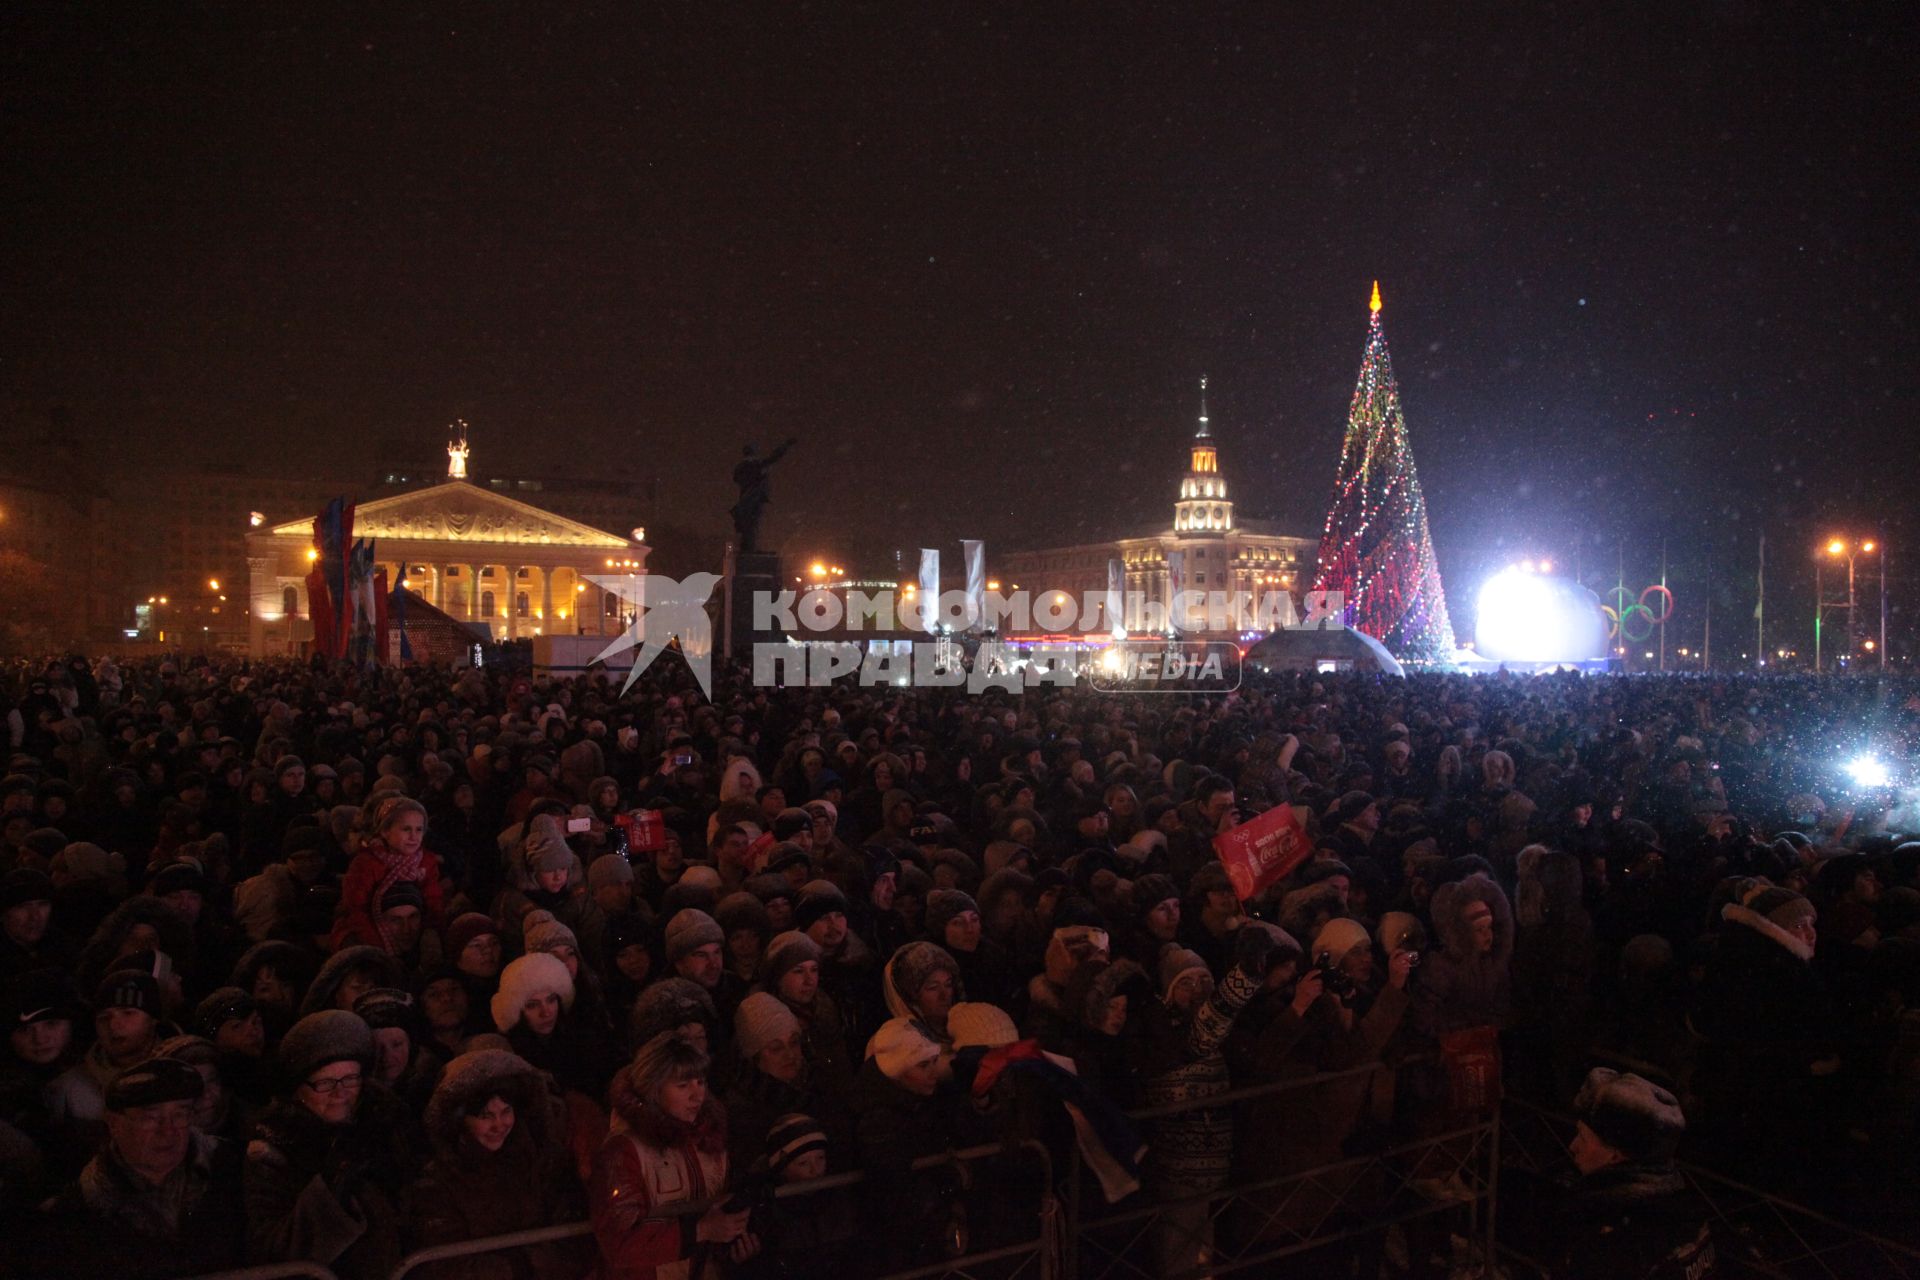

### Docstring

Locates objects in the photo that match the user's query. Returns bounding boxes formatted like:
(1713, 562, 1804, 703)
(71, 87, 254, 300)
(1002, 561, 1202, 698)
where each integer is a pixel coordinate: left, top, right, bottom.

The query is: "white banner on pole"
(1107, 558, 1126, 639)
(962, 540, 986, 632)
(918, 548, 940, 634)
(1166, 550, 1185, 636)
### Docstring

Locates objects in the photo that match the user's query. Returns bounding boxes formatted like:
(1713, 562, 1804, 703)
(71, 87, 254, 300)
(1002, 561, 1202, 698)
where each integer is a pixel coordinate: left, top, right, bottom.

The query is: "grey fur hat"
(278, 1009, 373, 1085)
(1575, 1067, 1685, 1161)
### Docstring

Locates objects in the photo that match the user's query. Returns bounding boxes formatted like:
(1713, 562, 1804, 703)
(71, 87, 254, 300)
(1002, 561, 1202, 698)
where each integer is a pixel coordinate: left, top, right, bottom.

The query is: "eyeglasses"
(302, 1072, 364, 1096)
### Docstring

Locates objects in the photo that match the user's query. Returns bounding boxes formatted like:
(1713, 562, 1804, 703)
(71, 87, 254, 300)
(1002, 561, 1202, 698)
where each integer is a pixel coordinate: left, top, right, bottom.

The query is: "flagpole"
(1756, 532, 1765, 670)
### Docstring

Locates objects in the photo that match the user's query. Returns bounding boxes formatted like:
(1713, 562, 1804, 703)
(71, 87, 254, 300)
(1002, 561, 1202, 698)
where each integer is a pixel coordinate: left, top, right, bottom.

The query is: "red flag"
(305, 568, 335, 658)
(373, 569, 390, 665)
(1212, 803, 1312, 901)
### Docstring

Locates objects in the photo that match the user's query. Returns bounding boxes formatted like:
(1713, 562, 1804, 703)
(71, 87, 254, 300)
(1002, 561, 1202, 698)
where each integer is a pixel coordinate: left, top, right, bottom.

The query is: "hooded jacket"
(589, 1064, 731, 1280)
(1414, 873, 1514, 1036)
(407, 1050, 587, 1280)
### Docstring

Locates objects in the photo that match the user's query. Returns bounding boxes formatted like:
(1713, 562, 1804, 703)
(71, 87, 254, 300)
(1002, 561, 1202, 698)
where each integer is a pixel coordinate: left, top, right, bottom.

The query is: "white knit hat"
(1311, 917, 1371, 965)
(866, 1016, 940, 1081)
(489, 952, 575, 1032)
(947, 1002, 1019, 1050)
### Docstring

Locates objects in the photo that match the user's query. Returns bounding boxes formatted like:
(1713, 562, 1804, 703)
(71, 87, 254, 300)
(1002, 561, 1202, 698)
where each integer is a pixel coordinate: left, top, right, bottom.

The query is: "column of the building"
(541, 564, 555, 635)
(508, 566, 522, 639)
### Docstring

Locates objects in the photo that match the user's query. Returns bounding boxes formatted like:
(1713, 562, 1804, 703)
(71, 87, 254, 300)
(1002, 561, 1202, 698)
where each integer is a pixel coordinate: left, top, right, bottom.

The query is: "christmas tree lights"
(1311, 283, 1458, 665)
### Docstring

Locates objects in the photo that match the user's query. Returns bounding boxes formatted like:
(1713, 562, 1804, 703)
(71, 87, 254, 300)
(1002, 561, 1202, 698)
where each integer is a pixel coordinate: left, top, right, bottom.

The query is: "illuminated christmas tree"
(1312, 283, 1458, 664)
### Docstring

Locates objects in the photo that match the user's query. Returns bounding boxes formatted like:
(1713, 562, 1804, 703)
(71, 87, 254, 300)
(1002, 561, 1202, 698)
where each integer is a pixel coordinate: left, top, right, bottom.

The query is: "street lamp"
(1818, 537, 1887, 672)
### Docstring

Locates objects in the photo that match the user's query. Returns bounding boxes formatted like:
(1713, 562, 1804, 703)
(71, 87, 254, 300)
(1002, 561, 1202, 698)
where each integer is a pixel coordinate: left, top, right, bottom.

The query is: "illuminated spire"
(1195, 374, 1210, 439)
(1370, 280, 1382, 314)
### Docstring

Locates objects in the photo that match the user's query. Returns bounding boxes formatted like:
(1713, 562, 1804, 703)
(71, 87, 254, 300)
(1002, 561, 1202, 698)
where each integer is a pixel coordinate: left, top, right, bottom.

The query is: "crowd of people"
(3, 649, 1919, 1280)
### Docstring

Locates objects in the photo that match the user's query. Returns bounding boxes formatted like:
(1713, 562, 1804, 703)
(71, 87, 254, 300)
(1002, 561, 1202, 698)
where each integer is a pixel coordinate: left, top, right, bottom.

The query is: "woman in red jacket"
(332, 797, 445, 953)
(591, 1031, 757, 1280)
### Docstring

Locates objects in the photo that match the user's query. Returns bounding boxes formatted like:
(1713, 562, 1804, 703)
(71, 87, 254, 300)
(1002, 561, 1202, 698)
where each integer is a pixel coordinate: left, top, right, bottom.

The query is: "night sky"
(7, 5, 1917, 648)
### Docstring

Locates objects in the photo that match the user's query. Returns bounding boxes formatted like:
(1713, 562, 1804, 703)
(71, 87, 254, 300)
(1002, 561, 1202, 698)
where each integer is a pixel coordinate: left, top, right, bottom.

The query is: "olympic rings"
(1621, 603, 1656, 642)
(1605, 586, 1635, 613)
(1639, 584, 1674, 624)
(1601, 605, 1621, 639)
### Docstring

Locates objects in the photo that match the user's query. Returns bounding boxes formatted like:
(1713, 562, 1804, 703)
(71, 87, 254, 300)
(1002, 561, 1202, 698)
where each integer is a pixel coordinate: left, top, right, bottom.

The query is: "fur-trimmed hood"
(1072, 958, 1148, 1033)
(1720, 903, 1814, 962)
(300, 944, 405, 1017)
(422, 1048, 550, 1157)
(1431, 872, 1514, 965)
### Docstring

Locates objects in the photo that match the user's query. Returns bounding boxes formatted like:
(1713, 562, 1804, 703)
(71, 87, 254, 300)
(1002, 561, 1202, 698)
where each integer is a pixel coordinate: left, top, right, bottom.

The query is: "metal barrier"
(184, 1061, 1920, 1280)
(175, 1266, 340, 1280)
(1499, 1096, 1920, 1280)
(1069, 1060, 1500, 1280)
(388, 1222, 594, 1280)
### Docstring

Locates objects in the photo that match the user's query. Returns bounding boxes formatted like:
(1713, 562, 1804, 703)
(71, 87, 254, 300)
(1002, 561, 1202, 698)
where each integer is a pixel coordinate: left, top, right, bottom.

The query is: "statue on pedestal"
(730, 438, 797, 555)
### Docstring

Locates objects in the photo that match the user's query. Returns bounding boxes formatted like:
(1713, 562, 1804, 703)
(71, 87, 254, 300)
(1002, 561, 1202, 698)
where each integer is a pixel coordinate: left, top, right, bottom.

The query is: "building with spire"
(996, 379, 1315, 634)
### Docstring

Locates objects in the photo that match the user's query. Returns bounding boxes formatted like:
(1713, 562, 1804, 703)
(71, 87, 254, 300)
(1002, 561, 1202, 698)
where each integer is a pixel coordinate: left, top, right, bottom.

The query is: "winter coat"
(589, 1065, 731, 1280)
(330, 842, 447, 952)
(849, 1057, 965, 1273)
(407, 1050, 589, 1280)
(1413, 873, 1514, 1037)
(1557, 1162, 1716, 1280)
(722, 1062, 854, 1175)
(1131, 964, 1262, 1192)
(242, 1085, 423, 1280)
(28, 1130, 246, 1279)
(1229, 982, 1410, 1239)
(1694, 903, 1836, 1125)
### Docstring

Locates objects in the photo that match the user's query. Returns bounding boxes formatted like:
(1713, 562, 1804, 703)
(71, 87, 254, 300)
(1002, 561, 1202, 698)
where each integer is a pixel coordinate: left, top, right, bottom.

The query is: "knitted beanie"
(523, 815, 574, 875)
(1312, 917, 1372, 965)
(279, 1009, 373, 1083)
(866, 1016, 940, 1081)
(924, 889, 979, 939)
(1375, 911, 1428, 956)
(677, 865, 724, 895)
(665, 909, 725, 962)
(489, 953, 575, 1032)
(1133, 873, 1180, 917)
(629, 977, 717, 1048)
(445, 912, 500, 959)
(734, 991, 802, 1061)
(794, 879, 851, 932)
(351, 987, 416, 1032)
(587, 853, 634, 889)
(766, 1112, 828, 1175)
(522, 909, 580, 957)
(95, 970, 161, 1018)
(761, 931, 823, 988)
(1157, 947, 1211, 999)
(715, 891, 771, 941)
(1746, 886, 1817, 929)
(947, 1002, 1020, 1050)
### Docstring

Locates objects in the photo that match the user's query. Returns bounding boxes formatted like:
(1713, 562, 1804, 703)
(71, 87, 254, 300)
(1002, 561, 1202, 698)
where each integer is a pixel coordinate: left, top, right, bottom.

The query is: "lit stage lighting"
(1474, 564, 1608, 664)
(1846, 755, 1891, 788)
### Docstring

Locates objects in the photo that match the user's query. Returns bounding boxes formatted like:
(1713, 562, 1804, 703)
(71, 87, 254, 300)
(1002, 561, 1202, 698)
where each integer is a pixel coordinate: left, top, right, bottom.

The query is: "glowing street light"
(207, 578, 220, 591)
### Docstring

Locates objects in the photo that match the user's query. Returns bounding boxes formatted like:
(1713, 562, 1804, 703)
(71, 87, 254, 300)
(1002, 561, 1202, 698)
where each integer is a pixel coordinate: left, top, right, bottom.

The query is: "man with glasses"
(30, 1055, 245, 1276)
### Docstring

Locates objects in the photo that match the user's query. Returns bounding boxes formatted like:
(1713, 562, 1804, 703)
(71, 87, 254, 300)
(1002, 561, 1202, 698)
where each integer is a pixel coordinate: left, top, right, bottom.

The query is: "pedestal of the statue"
(724, 550, 784, 660)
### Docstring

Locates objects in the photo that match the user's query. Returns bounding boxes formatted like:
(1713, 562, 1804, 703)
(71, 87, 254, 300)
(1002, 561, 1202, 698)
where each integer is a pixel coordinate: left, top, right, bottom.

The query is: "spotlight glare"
(1847, 756, 1891, 788)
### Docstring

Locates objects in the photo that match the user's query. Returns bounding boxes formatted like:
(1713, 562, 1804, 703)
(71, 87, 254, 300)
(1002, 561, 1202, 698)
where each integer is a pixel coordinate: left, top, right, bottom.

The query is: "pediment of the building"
(266, 481, 631, 549)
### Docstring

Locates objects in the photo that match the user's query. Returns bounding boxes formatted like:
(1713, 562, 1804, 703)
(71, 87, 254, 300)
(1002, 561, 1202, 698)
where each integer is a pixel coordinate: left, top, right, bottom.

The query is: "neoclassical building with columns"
(246, 449, 647, 656)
